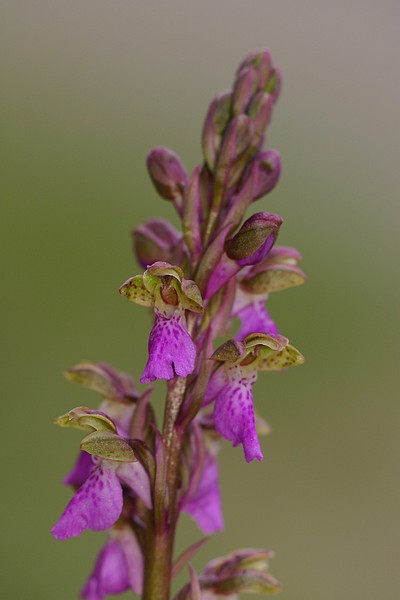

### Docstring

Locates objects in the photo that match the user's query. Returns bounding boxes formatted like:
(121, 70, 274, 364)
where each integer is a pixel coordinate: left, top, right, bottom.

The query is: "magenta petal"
(205, 256, 239, 299)
(235, 301, 279, 340)
(117, 461, 152, 510)
(81, 527, 143, 599)
(116, 526, 144, 595)
(203, 366, 228, 407)
(182, 452, 224, 534)
(214, 366, 263, 463)
(51, 463, 123, 540)
(64, 451, 93, 488)
(81, 539, 130, 600)
(140, 312, 196, 384)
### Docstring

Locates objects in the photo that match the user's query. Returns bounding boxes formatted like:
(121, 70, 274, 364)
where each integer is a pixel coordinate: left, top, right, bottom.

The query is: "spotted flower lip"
(140, 310, 196, 384)
(214, 363, 262, 462)
(51, 457, 152, 540)
(52, 460, 124, 540)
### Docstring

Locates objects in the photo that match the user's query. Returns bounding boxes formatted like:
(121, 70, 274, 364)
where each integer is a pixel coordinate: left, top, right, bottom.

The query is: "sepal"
(211, 333, 289, 366)
(118, 275, 154, 306)
(244, 332, 288, 353)
(132, 219, 182, 269)
(211, 340, 246, 363)
(256, 344, 305, 371)
(80, 431, 137, 462)
(64, 362, 138, 402)
(54, 407, 117, 434)
(147, 147, 187, 202)
(239, 245, 306, 294)
(120, 262, 203, 314)
(240, 264, 306, 294)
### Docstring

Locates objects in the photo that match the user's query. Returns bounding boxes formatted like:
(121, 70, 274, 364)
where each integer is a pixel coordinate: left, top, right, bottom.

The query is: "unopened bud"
(265, 65, 282, 101)
(214, 114, 255, 190)
(133, 218, 181, 268)
(237, 49, 281, 101)
(251, 150, 281, 200)
(225, 212, 282, 265)
(247, 91, 274, 151)
(237, 49, 273, 91)
(147, 147, 187, 201)
(202, 91, 232, 171)
(232, 65, 258, 115)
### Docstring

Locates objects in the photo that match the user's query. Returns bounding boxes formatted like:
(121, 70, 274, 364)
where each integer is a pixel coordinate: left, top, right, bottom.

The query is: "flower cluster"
(53, 49, 305, 599)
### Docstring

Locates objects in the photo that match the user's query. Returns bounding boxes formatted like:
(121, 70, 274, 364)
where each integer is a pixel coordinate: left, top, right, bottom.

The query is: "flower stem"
(143, 377, 187, 599)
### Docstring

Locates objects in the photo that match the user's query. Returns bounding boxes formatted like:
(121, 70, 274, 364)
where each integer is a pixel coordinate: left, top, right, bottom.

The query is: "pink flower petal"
(63, 451, 93, 488)
(235, 301, 279, 339)
(182, 451, 224, 534)
(51, 463, 123, 540)
(140, 312, 196, 384)
(81, 539, 130, 600)
(213, 365, 263, 463)
(117, 461, 152, 509)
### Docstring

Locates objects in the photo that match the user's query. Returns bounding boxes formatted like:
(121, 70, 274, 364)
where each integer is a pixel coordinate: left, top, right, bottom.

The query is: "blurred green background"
(2, 1, 399, 598)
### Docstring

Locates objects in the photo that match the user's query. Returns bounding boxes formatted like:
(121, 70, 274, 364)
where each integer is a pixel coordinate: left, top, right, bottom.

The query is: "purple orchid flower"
(207, 334, 303, 462)
(119, 261, 203, 384)
(212, 363, 262, 463)
(82, 525, 143, 599)
(63, 399, 137, 489)
(52, 456, 151, 540)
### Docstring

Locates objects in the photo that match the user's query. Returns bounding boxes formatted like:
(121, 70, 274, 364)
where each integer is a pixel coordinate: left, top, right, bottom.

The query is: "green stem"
(142, 377, 187, 599)
(142, 523, 172, 600)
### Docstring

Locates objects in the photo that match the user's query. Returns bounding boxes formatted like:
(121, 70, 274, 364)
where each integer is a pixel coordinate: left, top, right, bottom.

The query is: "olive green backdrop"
(2, 1, 399, 598)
